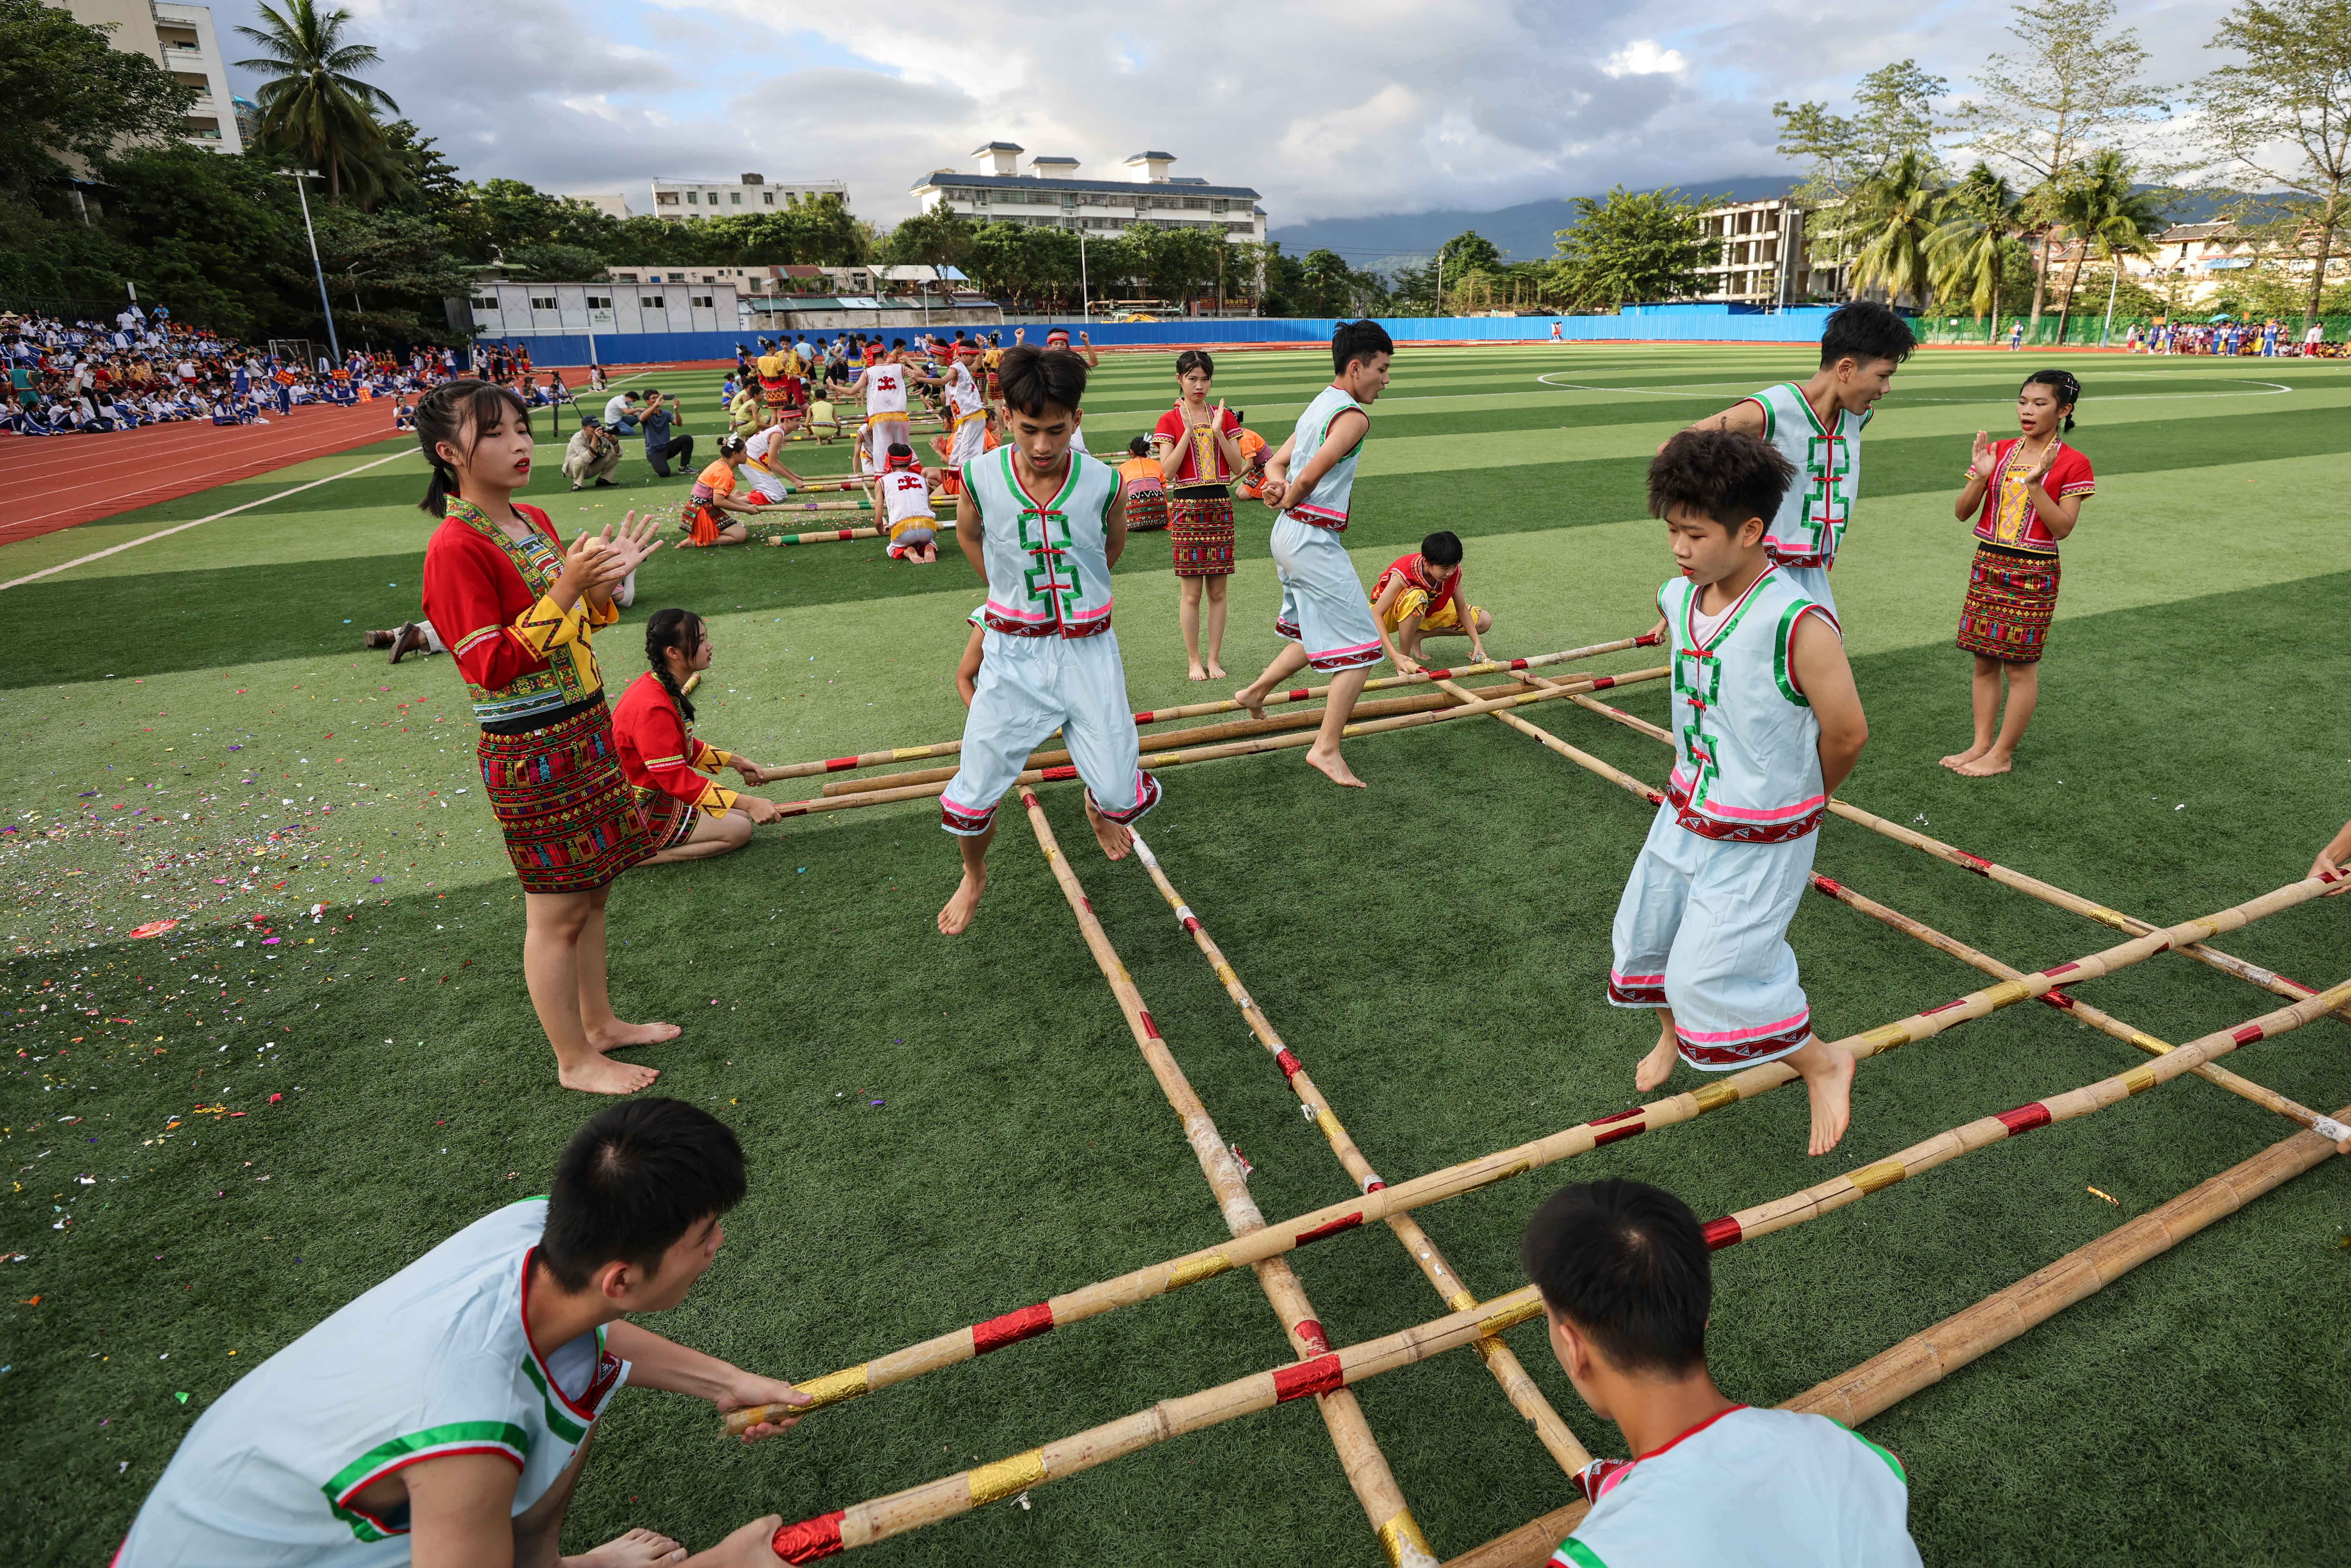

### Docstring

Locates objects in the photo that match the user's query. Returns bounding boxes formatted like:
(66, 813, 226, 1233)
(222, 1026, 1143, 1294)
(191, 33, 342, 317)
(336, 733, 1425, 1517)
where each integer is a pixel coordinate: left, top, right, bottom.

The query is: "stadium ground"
(2, 343, 2347, 1565)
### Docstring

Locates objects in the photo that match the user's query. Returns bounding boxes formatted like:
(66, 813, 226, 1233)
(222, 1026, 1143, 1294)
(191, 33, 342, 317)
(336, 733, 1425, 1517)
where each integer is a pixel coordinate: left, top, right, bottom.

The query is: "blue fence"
(501, 308, 1838, 365)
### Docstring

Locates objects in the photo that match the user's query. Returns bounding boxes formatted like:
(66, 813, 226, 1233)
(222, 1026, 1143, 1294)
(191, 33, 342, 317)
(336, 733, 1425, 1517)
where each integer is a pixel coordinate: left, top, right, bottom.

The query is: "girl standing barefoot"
(1152, 350, 1250, 680)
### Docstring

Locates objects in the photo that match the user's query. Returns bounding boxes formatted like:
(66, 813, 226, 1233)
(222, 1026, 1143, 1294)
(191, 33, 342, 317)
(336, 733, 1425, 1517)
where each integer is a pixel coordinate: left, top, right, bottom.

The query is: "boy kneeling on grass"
(1522, 1178, 1923, 1567)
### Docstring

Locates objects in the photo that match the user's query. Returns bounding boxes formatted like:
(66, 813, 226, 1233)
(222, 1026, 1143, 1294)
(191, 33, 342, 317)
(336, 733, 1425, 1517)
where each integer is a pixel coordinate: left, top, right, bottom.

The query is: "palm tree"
(1930, 163, 2025, 330)
(2050, 151, 2166, 341)
(1843, 150, 1949, 307)
(234, 0, 399, 202)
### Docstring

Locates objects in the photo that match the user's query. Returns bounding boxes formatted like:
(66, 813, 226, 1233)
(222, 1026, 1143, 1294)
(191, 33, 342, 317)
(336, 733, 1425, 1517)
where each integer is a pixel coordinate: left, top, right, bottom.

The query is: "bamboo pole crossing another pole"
(1124, 829, 1594, 1477)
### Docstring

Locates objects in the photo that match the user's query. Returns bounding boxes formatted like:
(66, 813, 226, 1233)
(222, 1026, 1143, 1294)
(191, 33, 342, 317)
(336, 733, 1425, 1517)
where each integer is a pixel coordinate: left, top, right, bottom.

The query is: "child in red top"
(1942, 370, 2094, 778)
(613, 609, 783, 862)
(1368, 531, 1493, 666)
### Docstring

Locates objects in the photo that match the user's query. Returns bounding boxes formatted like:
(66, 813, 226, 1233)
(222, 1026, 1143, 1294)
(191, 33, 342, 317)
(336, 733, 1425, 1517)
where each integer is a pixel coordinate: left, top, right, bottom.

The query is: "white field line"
(1534, 371, 2296, 404)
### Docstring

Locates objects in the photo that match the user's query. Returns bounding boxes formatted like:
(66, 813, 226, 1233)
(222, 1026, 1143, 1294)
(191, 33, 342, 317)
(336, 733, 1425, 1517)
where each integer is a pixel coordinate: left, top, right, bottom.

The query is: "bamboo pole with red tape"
(725, 869, 2345, 1436)
(1125, 828, 1593, 1476)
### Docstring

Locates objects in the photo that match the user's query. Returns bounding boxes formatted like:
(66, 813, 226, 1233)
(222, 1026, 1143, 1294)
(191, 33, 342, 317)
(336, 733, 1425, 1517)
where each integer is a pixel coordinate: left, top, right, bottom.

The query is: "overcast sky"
(206, 0, 2234, 227)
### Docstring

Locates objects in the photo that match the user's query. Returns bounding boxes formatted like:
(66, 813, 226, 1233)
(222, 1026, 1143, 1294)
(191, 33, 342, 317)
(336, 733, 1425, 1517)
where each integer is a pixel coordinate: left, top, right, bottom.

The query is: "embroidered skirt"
(1125, 487, 1169, 533)
(634, 785, 700, 852)
(477, 703, 649, 893)
(1956, 545, 2060, 664)
(1169, 491, 1235, 577)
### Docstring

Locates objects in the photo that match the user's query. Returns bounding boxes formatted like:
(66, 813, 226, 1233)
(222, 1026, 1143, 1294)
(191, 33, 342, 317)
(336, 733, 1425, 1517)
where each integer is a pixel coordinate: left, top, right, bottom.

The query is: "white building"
(1692, 197, 1848, 306)
(563, 191, 633, 221)
(56, 0, 242, 153)
(455, 281, 740, 339)
(909, 142, 1267, 245)
(650, 173, 849, 220)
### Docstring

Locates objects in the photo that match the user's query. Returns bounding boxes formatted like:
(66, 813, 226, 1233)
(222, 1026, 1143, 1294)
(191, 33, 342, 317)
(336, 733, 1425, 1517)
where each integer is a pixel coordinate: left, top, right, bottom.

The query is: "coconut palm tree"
(233, 0, 399, 203)
(2050, 151, 2167, 340)
(1930, 163, 2026, 328)
(1843, 150, 1949, 307)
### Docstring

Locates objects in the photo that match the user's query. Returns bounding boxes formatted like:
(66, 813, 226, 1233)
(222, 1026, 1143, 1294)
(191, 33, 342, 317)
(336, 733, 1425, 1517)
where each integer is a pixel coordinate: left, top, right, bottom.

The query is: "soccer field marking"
(1533, 371, 2298, 404)
(0, 450, 409, 592)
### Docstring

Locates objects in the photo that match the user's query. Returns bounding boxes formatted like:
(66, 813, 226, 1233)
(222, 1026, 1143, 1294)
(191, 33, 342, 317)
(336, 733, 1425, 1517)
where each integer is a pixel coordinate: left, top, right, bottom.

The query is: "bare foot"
(689, 1517, 787, 1568)
(1235, 685, 1267, 720)
(1939, 745, 1988, 771)
(1788, 1038, 1855, 1156)
(1953, 752, 2013, 778)
(1634, 1028, 1679, 1093)
(1087, 803, 1133, 861)
(1206, 661, 1227, 680)
(1304, 743, 1366, 788)
(938, 872, 985, 934)
(563, 1527, 687, 1568)
(557, 1055, 661, 1095)
(589, 1020, 682, 1053)
(1188, 663, 1209, 682)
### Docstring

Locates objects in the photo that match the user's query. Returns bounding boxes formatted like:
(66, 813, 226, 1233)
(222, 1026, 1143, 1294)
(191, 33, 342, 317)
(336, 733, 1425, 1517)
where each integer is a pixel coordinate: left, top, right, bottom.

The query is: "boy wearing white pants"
(938, 345, 1156, 936)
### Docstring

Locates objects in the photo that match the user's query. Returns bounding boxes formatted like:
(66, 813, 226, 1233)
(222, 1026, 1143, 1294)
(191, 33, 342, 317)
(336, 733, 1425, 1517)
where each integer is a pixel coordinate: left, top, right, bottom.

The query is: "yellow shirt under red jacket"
(611, 672, 738, 815)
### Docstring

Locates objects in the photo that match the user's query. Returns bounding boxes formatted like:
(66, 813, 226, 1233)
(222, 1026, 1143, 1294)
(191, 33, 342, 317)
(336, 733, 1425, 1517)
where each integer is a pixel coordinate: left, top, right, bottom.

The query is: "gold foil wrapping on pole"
(1691, 1081, 1740, 1112)
(793, 1363, 874, 1410)
(1479, 1296, 1544, 1339)
(1445, 1290, 1478, 1313)
(1166, 1251, 1231, 1290)
(1849, 1159, 1908, 1195)
(1857, 1022, 1915, 1054)
(967, 1448, 1047, 1507)
(2121, 1064, 2159, 1096)
(1377, 1507, 1438, 1568)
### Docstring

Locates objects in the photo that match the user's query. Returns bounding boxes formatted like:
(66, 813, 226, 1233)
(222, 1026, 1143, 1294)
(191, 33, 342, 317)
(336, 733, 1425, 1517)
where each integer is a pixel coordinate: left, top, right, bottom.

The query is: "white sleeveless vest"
(1286, 384, 1369, 529)
(968, 444, 1117, 638)
(1661, 567, 1835, 843)
(1749, 382, 1866, 568)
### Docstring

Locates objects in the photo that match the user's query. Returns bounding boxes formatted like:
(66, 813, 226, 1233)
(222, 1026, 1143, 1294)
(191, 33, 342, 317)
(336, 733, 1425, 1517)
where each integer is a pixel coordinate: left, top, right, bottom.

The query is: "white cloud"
(1601, 40, 1690, 78)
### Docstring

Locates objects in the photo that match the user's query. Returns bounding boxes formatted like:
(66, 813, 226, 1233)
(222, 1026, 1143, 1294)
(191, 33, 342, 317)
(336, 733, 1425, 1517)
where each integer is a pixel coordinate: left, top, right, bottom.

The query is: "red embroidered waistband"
(984, 611, 1112, 639)
(1666, 775, 1822, 845)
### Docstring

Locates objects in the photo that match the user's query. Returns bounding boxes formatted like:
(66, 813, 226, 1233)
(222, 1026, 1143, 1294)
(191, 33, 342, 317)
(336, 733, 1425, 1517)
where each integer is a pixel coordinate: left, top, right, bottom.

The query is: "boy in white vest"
(937, 345, 1157, 935)
(1522, 1178, 1924, 1568)
(1677, 301, 1916, 617)
(116, 1099, 808, 1568)
(1236, 320, 1410, 789)
(1609, 430, 1868, 1156)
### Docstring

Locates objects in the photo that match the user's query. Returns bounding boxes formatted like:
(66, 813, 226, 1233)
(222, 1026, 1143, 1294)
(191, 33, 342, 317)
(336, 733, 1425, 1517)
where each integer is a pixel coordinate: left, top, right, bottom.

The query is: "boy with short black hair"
(118, 1099, 807, 1568)
(1236, 320, 1407, 789)
(1679, 300, 1916, 616)
(1520, 1178, 1922, 1566)
(936, 344, 1155, 934)
(1609, 429, 1866, 1157)
(1369, 529, 1492, 666)
(870, 440, 945, 563)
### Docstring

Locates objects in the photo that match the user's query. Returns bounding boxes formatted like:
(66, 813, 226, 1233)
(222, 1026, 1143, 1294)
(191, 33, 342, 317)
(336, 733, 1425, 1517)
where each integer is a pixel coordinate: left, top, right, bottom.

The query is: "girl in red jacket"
(613, 609, 784, 863)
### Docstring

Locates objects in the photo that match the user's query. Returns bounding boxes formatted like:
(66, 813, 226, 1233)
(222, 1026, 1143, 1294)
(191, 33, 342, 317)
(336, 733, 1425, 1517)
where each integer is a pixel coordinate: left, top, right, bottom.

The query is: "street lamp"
(276, 169, 341, 365)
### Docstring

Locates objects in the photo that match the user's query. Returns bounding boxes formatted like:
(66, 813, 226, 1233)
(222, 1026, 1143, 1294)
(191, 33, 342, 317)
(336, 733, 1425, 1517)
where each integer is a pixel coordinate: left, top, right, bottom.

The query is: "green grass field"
(4, 342, 2349, 1565)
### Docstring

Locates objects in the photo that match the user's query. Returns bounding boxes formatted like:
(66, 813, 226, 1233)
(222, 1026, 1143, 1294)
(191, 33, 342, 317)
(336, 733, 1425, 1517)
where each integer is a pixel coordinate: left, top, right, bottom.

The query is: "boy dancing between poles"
(936, 345, 1157, 935)
(1609, 430, 1868, 1157)
(1236, 320, 1409, 789)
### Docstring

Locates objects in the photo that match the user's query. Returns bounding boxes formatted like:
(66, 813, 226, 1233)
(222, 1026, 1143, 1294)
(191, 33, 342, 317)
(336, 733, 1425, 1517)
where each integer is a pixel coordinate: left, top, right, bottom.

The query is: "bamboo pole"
(752, 526, 886, 548)
(1565, 687, 2351, 1027)
(1807, 873, 2349, 1139)
(1006, 789, 1438, 1568)
(1125, 828, 1594, 1477)
(726, 872, 2341, 1430)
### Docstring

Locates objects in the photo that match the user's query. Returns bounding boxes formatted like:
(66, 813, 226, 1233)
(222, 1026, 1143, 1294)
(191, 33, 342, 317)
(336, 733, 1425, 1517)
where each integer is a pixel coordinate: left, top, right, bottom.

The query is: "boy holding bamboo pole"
(1608, 430, 1867, 1157)
(1521, 1178, 1923, 1565)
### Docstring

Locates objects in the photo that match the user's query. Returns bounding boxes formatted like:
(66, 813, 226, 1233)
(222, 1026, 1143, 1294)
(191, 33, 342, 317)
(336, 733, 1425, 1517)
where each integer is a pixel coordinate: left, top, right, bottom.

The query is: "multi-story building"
(1690, 197, 1848, 306)
(55, 0, 243, 153)
(455, 281, 740, 339)
(649, 173, 849, 220)
(563, 192, 633, 221)
(909, 142, 1267, 246)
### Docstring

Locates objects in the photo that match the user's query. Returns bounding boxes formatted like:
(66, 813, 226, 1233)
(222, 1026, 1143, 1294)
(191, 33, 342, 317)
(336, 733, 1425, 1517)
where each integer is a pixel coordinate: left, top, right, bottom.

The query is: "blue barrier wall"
(501, 309, 1834, 365)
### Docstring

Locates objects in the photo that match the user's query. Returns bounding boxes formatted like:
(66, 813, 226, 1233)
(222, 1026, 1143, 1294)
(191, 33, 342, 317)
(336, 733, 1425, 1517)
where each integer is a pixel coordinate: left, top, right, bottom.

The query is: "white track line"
(0, 450, 407, 591)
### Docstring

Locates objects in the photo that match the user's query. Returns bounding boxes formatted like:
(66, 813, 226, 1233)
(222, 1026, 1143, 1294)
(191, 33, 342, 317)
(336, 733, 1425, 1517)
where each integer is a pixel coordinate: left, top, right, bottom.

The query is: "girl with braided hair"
(1942, 369, 2095, 777)
(612, 608, 784, 864)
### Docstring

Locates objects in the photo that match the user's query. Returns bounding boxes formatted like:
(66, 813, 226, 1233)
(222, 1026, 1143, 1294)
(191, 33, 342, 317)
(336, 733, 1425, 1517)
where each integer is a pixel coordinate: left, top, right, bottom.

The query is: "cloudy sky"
(206, 0, 2232, 227)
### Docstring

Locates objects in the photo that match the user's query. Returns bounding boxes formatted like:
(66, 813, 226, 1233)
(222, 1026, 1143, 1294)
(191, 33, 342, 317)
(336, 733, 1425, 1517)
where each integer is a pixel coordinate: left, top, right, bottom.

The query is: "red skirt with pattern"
(1125, 488, 1169, 533)
(1956, 545, 2060, 664)
(1169, 490, 1235, 577)
(477, 702, 649, 893)
(634, 785, 700, 852)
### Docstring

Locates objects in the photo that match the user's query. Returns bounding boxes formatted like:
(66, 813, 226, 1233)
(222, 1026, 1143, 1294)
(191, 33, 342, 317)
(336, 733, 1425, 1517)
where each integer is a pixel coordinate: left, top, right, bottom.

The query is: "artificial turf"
(2, 343, 2348, 1565)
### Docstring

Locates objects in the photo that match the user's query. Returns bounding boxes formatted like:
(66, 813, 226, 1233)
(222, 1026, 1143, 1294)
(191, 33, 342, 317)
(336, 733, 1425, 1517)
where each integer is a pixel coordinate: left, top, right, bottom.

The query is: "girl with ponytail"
(1943, 369, 2095, 777)
(415, 378, 677, 1095)
(610, 608, 784, 863)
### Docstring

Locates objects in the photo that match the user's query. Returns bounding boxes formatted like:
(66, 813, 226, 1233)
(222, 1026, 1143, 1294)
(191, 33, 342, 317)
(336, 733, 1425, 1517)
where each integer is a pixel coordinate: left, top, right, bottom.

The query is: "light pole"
(276, 169, 341, 364)
(1079, 228, 1090, 325)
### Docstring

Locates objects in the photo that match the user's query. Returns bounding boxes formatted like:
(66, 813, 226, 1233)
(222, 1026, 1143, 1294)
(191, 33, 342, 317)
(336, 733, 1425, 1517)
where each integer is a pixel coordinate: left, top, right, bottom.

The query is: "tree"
(1548, 187, 1710, 309)
(234, 0, 400, 203)
(2048, 150, 2166, 335)
(1958, 0, 2173, 322)
(1774, 60, 1950, 203)
(880, 205, 974, 271)
(1844, 150, 1949, 305)
(1930, 163, 2029, 321)
(0, 0, 195, 201)
(2192, 0, 2351, 327)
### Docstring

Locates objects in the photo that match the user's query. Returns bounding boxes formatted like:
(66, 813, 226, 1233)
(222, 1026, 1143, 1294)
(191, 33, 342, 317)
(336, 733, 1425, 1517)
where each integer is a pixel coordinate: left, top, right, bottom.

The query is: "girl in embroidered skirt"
(1941, 370, 2093, 778)
(1118, 436, 1169, 532)
(1151, 350, 1251, 680)
(416, 380, 675, 1096)
(614, 609, 784, 864)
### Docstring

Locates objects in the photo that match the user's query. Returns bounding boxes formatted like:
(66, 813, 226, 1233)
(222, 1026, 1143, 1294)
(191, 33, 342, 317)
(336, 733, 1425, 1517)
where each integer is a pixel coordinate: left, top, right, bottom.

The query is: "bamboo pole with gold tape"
(1564, 685, 2351, 1028)
(1806, 873, 2349, 1139)
(766, 1283, 1550, 1563)
(1441, 1098, 2351, 1568)
(725, 869, 2344, 1436)
(1124, 828, 1594, 1477)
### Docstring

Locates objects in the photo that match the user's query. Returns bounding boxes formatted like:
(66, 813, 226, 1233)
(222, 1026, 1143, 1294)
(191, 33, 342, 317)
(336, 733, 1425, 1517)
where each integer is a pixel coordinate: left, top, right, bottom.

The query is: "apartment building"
(55, 0, 243, 153)
(1691, 197, 1848, 306)
(650, 173, 850, 220)
(909, 142, 1267, 244)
